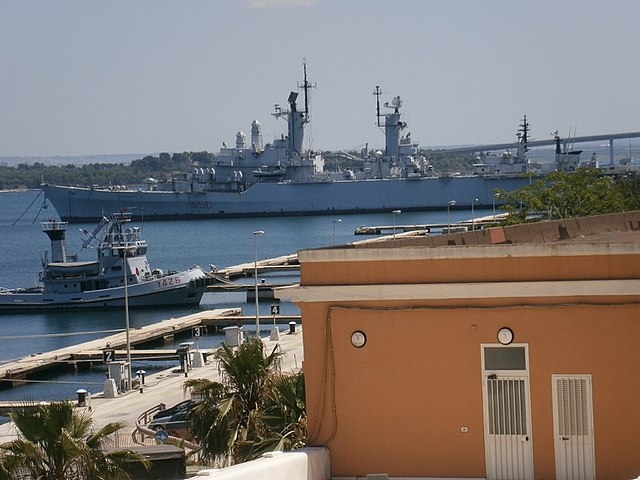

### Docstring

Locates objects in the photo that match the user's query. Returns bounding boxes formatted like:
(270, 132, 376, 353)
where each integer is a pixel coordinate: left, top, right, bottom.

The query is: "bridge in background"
(434, 131, 640, 165)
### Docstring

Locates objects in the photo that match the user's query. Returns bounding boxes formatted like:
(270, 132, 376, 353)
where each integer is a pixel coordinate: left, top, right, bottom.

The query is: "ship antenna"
(518, 115, 530, 151)
(373, 86, 383, 127)
(298, 58, 316, 116)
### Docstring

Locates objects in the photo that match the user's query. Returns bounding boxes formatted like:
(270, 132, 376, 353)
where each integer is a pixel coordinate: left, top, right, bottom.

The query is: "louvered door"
(552, 375, 596, 480)
(483, 377, 534, 480)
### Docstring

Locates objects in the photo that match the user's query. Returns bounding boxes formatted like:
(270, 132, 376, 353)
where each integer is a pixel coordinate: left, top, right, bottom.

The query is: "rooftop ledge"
(299, 241, 640, 263)
(276, 279, 640, 303)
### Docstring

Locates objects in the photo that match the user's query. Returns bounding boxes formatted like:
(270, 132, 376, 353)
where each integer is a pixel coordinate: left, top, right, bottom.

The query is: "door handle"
(561, 436, 570, 441)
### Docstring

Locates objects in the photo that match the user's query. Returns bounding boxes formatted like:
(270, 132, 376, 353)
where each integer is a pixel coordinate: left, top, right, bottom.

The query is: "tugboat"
(0, 212, 214, 311)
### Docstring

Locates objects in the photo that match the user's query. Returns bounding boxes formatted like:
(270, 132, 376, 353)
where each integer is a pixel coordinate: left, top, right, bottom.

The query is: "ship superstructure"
(42, 65, 537, 223)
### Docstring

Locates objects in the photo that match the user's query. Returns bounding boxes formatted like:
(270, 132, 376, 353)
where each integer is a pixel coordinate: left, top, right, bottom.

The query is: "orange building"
(278, 211, 640, 480)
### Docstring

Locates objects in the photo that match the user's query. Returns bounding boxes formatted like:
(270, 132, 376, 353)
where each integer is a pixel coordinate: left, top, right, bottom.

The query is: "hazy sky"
(1, 0, 639, 157)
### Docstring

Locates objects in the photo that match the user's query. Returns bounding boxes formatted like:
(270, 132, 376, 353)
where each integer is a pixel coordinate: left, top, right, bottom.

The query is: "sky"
(1, 0, 640, 157)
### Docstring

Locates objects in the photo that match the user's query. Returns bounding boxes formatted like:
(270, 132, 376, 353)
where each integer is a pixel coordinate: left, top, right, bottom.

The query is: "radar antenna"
(373, 86, 383, 127)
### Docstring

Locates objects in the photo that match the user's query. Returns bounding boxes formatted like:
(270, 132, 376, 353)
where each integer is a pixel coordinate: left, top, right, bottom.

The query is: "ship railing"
(109, 211, 132, 222)
(40, 220, 68, 231)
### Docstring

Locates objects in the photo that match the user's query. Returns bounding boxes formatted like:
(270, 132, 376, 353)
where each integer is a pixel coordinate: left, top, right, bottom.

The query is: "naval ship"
(0, 212, 214, 311)
(43, 66, 535, 223)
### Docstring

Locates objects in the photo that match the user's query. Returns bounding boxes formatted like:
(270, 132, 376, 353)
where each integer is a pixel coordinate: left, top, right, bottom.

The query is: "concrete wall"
(193, 447, 330, 479)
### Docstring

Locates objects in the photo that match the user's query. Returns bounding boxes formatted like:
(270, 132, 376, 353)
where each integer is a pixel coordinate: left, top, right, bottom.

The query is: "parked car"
(152, 399, 194, 420)
(148, 411, 190, 432)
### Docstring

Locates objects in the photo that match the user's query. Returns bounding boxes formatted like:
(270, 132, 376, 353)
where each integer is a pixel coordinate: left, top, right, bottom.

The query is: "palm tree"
(236, 371, 306, 461)
(0, 400, 148, 480)
(184, 337, 306, 464)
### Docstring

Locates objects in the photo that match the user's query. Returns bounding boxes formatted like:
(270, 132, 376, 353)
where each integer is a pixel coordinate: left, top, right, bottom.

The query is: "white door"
(552, 375, 596, 480)
(482, 345, 534, 480)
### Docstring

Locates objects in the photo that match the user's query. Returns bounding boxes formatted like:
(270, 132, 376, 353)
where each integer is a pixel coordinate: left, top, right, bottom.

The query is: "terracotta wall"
(301, 301, 640, 479)
(300, 251, 640, 286)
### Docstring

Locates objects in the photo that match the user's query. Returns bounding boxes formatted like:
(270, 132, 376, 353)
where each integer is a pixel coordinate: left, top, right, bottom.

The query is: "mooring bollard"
(76, 388, 87, 407)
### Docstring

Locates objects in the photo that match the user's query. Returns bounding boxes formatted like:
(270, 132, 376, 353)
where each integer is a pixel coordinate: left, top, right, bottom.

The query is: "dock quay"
(208, 253, 300, 301)
(67, 348, 216, 362)
(0, 309, 302, 387)
(213, 254, 299, 280)
(201, 314, 301, 327)
(207, 282, 297, 301)
(353, 214, 507, 235)
(354, 224, 433, 235)
(354, 221, 494, 235)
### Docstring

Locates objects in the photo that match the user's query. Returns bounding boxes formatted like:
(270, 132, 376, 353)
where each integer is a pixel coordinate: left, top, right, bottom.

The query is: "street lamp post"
(253, 230, 264, 339)
(332, 219, 342, 246)
(392, 210, 401, 239)
(118, 246, 136, 392)
(492, 192, 500, 221)
(446, 200, 456, 233)
(471, 198, 479, 230)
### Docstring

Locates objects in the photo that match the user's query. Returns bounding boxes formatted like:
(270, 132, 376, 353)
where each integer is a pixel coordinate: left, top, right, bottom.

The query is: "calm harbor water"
(0, 190, 481, 402)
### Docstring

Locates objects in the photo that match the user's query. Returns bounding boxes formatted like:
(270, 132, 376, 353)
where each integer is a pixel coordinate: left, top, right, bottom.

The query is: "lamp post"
(471, 198, 479, 230)
(446, 200, 456, 233)
(332, 219, 342, 246)
(492, 192, 500, 221)
(392, 210, 401, 239)
(118, 245, 136, 392)
(253, 230, 264, 338)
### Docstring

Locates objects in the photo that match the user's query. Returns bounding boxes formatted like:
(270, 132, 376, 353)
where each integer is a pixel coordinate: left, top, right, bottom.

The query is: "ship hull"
(0, 268, 211, 312)
(43, 176, 533, 222)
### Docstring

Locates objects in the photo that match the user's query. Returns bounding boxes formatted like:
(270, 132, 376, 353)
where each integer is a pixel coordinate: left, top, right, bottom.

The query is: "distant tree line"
(0, 152, 215, 190)
(0, 148, 479, 191)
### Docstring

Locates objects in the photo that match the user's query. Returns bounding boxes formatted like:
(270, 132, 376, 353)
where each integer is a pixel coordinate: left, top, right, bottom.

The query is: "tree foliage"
(0, 400, 148, 480)
(497, 167, 635, 224)
(184, 338, 306, 465)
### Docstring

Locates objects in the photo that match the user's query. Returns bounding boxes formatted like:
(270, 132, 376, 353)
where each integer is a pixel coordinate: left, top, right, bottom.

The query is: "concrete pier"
(0, 309, 239, 384)
(0, 309, 301, 387)
(0, 326, 304, 444)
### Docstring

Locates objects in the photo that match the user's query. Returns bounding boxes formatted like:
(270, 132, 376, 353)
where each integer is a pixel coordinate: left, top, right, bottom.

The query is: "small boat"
(0, 212, 214, 311)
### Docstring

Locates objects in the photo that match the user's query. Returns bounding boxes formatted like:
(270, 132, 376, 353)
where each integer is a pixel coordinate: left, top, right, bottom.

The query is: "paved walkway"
(0, 327, 304, 443)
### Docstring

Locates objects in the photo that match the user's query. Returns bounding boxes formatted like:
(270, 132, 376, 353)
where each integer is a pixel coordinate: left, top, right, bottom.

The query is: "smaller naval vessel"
(0, 211, 214, 311)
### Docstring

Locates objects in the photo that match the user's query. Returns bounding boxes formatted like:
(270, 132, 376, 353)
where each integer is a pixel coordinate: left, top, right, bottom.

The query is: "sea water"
(0, 190, 481, 402)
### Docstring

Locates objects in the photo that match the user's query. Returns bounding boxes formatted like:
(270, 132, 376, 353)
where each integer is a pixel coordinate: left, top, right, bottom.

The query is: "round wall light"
(351, 330, 367, 348)
(497, 327, 514, 345)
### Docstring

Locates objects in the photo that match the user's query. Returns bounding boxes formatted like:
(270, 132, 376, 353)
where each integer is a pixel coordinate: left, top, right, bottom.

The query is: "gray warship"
(43, 65, 535, 223)
(0, 212, 213, 311)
